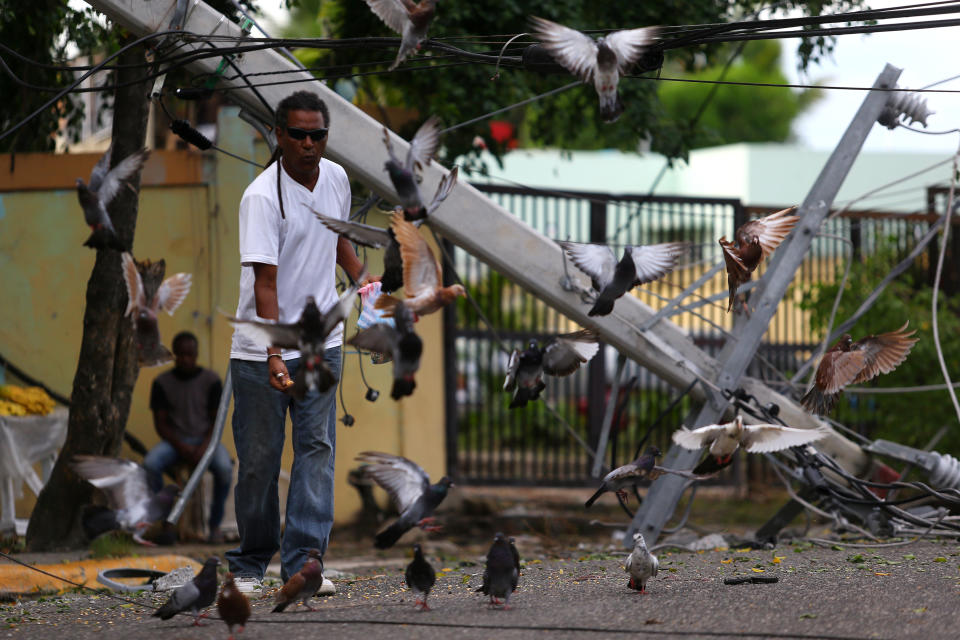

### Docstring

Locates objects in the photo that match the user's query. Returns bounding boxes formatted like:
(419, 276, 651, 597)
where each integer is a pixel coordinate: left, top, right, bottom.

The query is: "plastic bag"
(357, 281, 394, 364)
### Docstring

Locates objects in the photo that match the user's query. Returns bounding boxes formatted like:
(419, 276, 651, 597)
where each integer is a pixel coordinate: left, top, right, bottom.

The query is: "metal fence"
(442, 183, 946, 486)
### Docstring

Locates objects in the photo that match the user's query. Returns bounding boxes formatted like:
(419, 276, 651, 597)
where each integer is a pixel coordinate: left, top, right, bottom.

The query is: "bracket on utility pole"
(625, 63, 903, 547)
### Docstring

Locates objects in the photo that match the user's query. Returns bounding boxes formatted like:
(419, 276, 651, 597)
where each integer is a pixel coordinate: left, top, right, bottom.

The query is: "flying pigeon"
(363, 0, 438, 71)
(229, 284, 359, 398)
(273, 549, 324, 612)
(503, 330, 599, 409)
(801, 322, 918, 416)
(382, 117, 444, 220)
(348, 301, 423, 399)
(152, 557, 220, 625)
(584, 446, 661, 508)
(217, 573, 251, 640)
(530, 16, 658, 123)
(405, 543, 437, 611)
(76, 147, 150, 251)
(720, 207, 799, 313)
(355, 451, 453, 549)
(673, 415, 830, 475)
(314, 166, 457, 293)
(70, 455, 179, 545)
(625, 532, 658, 594)
(558, 241, 687, 316)
(478, 533, 518, 609)
(121, 252, 192, 367)
(374, 213, 465, 317)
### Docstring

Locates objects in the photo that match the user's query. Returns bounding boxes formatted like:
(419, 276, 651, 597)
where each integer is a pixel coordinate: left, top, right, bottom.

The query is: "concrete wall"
(1, 107, 446, 527)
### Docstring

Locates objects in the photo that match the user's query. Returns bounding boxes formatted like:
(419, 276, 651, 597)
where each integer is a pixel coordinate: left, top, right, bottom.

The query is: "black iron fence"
(442, 183, 948, 486)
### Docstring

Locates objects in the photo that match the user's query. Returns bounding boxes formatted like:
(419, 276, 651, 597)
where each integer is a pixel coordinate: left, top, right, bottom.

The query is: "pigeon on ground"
(273, 548, 324, 612)
(558, 241, 687, 316)
(719, 207, 799, 313)
(152, 557, 220, 625)
(381, 117, 443, 220)
(584, 446, 662, 508)
(530, 17, 659, 123)
(672, 414, 830, 474)
(314, 167, 457, 293)
(405, 543, 436, 610)
(121, 252, 192, 367)
(801, 322, 918, 415)
(355, 451, 453, 549)
(76, 147, 150, 251)
(348, 301, 423, 399)
(478, 533, 518, 609)
(625, 532, 658, 594)
(374, 213, 465, 317)
(216, 573, 251, 639)
(229, 284, 359, 398)
(363, 0, 438, 71)
(70, 455, 179, 545)
(503, 330, 599, 409)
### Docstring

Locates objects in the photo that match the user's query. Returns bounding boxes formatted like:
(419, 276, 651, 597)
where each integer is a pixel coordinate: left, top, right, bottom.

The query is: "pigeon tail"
(138, 342, 174, 368)
(584, 486, 606, 508)
(81, 505, 119, 540)
(588, 296, 616, 317)
(374, 520, 410, 549)
(800, 387, 836, 416)
(374, 293, 401, 316)
(152, 600, 182, 620)
(83, 228, 125, 252)
(599, 94, 624, 124)
(692, 455, 731, 476)
(391, 376, 416, 400)
(271, 601, 292, 613)
(509, 387, 533, 409)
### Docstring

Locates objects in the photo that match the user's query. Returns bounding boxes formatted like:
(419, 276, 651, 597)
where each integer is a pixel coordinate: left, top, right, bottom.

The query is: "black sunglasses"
(284, 126, 328, 142)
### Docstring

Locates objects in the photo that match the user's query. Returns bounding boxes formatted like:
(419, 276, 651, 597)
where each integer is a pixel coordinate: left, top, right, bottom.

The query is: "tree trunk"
(26, 39, 151, 551)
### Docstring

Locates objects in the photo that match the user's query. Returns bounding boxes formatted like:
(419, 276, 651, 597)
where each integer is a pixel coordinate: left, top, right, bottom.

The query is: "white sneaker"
(316, 577, 336, 596)
(234, 576, 263, 594)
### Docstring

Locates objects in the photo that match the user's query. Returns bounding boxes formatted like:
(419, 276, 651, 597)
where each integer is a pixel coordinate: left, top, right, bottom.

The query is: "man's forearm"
(336, 236, 366, 283)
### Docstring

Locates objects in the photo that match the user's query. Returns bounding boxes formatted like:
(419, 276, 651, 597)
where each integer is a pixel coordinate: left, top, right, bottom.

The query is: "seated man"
(144, 331, 233, 543)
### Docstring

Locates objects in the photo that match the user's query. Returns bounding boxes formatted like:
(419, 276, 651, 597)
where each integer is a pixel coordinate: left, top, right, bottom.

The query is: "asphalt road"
(3, 539, 959, 640)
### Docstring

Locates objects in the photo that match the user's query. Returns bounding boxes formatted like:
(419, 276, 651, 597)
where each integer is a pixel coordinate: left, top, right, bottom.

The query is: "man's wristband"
(267, 353, 283, 362)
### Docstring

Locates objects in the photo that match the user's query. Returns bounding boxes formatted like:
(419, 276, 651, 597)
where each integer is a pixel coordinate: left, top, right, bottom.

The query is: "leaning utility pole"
(626, 64, 904, 546)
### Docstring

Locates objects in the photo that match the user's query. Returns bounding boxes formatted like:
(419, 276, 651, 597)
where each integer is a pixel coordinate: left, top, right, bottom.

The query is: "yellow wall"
(1, 106, 446, 526)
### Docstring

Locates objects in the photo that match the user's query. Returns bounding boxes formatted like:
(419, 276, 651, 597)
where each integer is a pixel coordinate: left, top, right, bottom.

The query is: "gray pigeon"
(503, 330, 599, 409)
(363, 0, 439, 71)
(584, 446, 661, 508)
(70, 455, 179, 545)
(479, 533, 518, 609)
(625, 533, 658, 594)
(76, 147, 149, 251)
(153, 557, 220, 625)
(530, 17, 658, 123)
(314, 167, 457, 292)
(405, 543, 436, 610)
(229, 284, 359, 398)
(355, 451, 452, 549)
(559, 241, 687, 316)
(381, 117, 442, 220)
(347, 301, 423, 399)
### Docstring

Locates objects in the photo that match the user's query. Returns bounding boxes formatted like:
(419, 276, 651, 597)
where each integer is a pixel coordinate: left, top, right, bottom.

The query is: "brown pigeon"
(801, 322, 918, 415)
(719, 207, 799, 313)
(217, 573, 251, 639)
(272, 549, 324, 613)
(363, 0, 438, 70)
(121, 252, 192, 367)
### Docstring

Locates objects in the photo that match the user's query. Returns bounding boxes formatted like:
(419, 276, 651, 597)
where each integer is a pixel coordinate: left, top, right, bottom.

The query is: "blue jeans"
(142, 439, 233, 531)
(226, 348, 341, 582)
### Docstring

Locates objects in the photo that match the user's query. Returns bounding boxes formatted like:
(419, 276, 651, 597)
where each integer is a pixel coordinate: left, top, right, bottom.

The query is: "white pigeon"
(672, 415, 829, 473)
(530, 16, 659, 123)
(625, 532, 658, 594)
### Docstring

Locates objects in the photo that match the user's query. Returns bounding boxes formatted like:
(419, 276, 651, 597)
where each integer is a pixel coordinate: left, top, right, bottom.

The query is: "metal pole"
(591, 353, 627, 477)
(626, 63, 903, 547)
(167, 366, 231, 525)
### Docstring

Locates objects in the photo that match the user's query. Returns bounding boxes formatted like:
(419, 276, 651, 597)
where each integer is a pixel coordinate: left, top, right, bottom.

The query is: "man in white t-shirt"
(227, 90, 370, 594)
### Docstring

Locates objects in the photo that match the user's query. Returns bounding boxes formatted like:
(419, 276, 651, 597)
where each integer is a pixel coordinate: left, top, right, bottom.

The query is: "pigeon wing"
(850, 322, 918, 385)
(603, 26, 659, 73)
(88, 147, 112, 191)
(314, 211, 391, 248)
(70, 456, 152, 520)
(120, 252, 146, 318)
(671, 424, 728, 450)
(392, 214, 441, 298)
(228, 317, 302, 349)
(363, 0, 410, 35)
(542, 330, 599, 376)
(530, 16, 599, 83)
(356, 451, 430, 513)
(558, 241, 618, 290)
(97, 148, 150, 207)
(503, 349, 520, 392)
(741, 425, 829, 453)
(628, 242, 686, 285)
(425, 166, 459, 215)
(815, 348, 868, 394)
(740, 207, 799, 260)
(320, 284, 360, 339)
(155, 273, 192, 315)
(348, 325, 399, 356)
(406, 116, 441, 172)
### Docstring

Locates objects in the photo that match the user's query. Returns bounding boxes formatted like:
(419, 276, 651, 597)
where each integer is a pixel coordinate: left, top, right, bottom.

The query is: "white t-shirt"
(230, 157, 351, 361)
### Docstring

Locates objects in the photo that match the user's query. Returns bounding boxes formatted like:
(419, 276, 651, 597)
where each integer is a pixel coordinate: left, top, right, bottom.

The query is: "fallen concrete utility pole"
(87, 0, 874, 521)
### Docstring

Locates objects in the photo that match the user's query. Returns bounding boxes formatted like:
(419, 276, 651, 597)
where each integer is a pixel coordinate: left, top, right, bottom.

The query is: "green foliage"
(800, 241, 960, 453)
